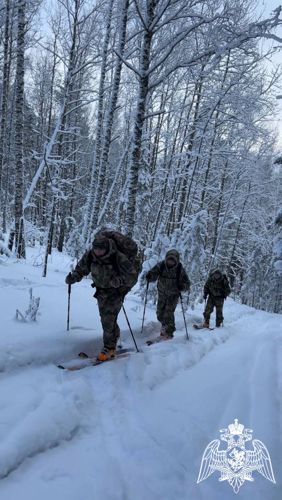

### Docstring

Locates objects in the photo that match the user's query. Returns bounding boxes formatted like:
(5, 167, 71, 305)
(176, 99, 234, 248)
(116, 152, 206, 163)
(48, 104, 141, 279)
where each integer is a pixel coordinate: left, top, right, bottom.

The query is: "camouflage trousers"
(96, 289, 126, 349)
(157, 293, 179, 335)
(204, 295, 224, 326)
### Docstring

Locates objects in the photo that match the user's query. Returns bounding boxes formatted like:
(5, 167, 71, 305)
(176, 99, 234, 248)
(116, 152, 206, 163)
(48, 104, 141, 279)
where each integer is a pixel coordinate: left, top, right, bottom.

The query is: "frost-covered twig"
(16, 288, 40, 322)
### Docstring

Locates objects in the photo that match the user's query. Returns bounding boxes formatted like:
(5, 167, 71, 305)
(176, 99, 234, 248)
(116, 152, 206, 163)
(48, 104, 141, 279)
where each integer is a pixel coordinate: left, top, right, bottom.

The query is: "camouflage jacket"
(72, 239, 138, 292)
(147, 250, 190, 296)
(204, 271, 231, 299)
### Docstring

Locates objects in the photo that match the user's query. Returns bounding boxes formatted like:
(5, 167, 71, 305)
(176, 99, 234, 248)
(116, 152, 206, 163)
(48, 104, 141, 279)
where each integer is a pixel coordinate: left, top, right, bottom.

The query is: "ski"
(193, 324, 215, 331)
(58, 351, 131, 371)
(146, 335, 173, 346)
(78, 347, 134, 359)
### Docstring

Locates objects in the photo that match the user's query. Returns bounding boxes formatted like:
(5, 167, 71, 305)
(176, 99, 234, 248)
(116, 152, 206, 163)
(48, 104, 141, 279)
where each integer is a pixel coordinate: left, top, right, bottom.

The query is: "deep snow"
(0, 248, 281, 500)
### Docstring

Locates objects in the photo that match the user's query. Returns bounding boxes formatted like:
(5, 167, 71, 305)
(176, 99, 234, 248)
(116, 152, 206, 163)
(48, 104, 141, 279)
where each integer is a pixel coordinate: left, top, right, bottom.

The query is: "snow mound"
(0, 369, 91, 478)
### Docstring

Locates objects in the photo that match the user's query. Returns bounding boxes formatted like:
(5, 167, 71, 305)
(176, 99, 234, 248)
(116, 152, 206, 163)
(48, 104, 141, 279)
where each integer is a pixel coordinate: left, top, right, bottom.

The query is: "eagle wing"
(245, 440, 275, 483)
(197, 439, 226, 483)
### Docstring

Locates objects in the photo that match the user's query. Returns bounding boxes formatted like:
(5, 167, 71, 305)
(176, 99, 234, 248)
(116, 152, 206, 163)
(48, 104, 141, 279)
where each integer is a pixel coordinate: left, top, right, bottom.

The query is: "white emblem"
(197, 419, 275, 494)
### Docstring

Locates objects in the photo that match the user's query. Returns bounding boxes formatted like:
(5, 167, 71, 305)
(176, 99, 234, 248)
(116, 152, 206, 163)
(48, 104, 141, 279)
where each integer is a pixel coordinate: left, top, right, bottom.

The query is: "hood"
(165, 249, 180, 265)
(210, 269, 222, 279)
(93, 234, 109, 250)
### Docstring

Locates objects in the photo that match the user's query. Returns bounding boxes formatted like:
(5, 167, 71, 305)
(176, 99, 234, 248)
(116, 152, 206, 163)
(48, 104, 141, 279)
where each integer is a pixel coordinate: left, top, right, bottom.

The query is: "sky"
(38, 0, 282, 149)
(257, 1, 282, 147)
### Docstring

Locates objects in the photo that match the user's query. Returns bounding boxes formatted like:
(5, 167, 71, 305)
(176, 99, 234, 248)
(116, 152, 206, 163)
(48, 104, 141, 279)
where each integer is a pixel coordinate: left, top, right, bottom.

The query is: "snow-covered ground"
(0, 248, 281, 500)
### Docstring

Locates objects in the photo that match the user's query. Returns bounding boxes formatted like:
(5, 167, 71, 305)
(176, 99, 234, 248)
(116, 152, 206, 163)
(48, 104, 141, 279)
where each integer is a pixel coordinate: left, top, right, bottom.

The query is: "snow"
(0, 248, 281, 499)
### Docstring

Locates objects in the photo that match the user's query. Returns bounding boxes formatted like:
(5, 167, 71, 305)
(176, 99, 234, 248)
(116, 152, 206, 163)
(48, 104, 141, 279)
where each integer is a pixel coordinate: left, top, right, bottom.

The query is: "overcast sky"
(258, 1, 282, 146)
(38, 0, 282, 148)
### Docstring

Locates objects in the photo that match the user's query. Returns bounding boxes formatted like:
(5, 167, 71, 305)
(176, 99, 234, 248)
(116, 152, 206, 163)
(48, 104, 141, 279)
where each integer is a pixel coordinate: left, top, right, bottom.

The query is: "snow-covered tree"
(66, 226, 85, 262)
(139, 223, 170, 303)
(273, 209, 282, 276)
(179, 211, 207, 307)
(0, 229, 11, 258)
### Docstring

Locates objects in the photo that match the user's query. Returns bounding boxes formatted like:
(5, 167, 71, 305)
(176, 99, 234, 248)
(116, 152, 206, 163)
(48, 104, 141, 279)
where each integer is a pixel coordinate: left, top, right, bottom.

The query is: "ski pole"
(115, 313, 122, 349)
(141, 281, 149, 334)
(122, 304, 139, 352)
(179, 292, 189, 340)
(67, 277, 71, 331)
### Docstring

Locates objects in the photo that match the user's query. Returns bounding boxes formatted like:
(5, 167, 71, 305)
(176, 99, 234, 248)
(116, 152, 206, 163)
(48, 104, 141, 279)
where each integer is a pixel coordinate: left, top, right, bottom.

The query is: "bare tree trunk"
(14, 0, 26, 258)
(41, 33, 59, 233)
(82, 0, 114, 242)
(227, 182, 251, 275)
(176, 74, 204, 225)
(124, 0, 155, 237)
(0, 0, 10, 218)
(153, 85, 191, 239)
(210, 160, 228, 258)
(90, 0, 129, 230)
(3, 80, 15, 236)
(43, 200, 55, 277)
(209, 165, 243, 271)
(200, 54, 230, 209)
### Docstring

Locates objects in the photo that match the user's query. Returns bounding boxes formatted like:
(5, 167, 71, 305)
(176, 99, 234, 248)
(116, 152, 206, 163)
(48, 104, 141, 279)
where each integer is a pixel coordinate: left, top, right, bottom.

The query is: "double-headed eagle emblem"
(197, 419, 275, 493)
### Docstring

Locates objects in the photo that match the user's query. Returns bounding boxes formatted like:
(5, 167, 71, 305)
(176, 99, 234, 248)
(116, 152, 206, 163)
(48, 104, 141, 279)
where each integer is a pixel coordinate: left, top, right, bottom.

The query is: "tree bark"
(0, 0, 10, 218)
(124, 0, 155, 237)
(14, 0, 26, 258)
(82, 0, 115, 242)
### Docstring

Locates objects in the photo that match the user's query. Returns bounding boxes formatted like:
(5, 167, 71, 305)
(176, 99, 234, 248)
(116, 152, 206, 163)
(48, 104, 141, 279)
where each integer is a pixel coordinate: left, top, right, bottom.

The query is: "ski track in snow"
(0, 249, 281, 499)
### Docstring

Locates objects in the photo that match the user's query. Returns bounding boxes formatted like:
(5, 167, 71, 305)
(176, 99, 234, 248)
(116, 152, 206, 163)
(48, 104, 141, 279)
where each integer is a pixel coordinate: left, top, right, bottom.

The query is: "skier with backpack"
(202, 269, 231, 328)
(65, 231, 139, 361)
(146, 249, 190, 340)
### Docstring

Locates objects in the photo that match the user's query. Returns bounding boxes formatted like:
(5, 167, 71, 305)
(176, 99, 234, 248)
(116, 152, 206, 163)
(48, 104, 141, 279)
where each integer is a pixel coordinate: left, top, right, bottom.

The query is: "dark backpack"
(100, 230, 142, 275)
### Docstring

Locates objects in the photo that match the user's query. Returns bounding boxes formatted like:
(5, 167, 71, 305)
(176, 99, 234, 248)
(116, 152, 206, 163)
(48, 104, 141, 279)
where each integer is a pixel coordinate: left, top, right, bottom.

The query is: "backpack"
(159, 261, 182, 286)
(209, 271, 228, 292)
(100, 230, 142, 274)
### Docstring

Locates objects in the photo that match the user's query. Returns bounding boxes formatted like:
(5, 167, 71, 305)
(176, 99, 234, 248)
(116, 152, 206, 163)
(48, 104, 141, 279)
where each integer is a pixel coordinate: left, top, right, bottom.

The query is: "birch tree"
(14, 0, 26, 258)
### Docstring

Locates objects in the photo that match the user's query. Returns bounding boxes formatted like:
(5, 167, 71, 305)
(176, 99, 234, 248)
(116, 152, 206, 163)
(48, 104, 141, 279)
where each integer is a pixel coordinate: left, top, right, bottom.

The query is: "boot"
(203, 322, 210, 328)
(97, 346, 115, 361)
(162, 334, 174, 340)
(160, 324, 166, 336)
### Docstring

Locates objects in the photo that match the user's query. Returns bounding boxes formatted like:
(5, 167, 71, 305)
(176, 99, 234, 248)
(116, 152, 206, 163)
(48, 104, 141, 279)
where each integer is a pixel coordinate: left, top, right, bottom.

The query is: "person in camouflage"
(203, 269, 231, 327)
(65, 234, 138, 360)
(146, 250, 190, 339)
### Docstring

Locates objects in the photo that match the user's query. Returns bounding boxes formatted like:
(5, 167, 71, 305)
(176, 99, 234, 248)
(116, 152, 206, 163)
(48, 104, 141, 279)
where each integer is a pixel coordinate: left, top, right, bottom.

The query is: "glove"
(110, 276, 123, 288)
(65, 273, 76, 285)
(220, 291, 226, 299)
(177, 284, 185, 291)
(203, 294, 207, 300)
(146, 272, 152, 282)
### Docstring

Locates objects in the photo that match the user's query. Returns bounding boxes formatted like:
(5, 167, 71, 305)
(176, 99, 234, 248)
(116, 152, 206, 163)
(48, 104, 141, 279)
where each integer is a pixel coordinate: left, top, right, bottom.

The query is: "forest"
(0, 0, 282, 313)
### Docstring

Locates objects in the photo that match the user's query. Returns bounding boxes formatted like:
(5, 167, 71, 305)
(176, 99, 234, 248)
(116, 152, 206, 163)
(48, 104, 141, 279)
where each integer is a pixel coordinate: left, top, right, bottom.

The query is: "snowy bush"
(66, 226, 85, 261)
(24, 220, 44, 247)
(0, 231, 11, 259)
(138, 223, 170, 303)
(16, 288, 40, 322)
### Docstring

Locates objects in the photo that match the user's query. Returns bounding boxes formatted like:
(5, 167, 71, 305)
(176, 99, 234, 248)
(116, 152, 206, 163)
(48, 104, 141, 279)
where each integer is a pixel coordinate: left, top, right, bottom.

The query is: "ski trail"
(1, 269, 281, 500)
(147, 319, 282, 500)
(83, 358, 185, 500)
